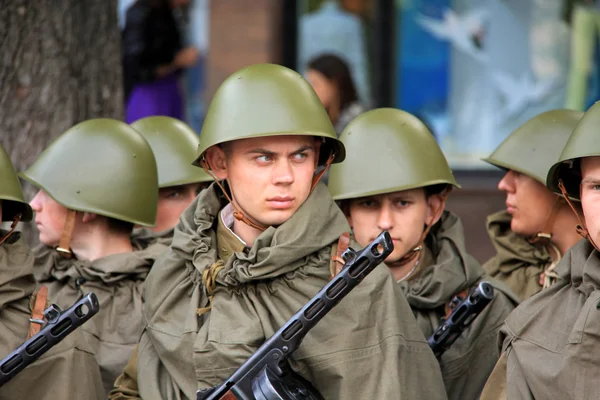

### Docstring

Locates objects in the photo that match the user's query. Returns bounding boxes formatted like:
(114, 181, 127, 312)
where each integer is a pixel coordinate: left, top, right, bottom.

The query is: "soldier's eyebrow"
(246, 145, 314, 156)
(291, 145, 314, 154)
(581, 177, 600, 185)
(246, 148, 276, 156)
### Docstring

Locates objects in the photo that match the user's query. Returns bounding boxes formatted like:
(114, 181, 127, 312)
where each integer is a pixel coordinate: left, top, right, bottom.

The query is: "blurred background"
(1, 0, 599, 261)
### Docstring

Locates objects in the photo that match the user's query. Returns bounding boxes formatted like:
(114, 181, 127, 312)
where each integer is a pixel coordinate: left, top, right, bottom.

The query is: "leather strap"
(529, 197, 566, 244)
(200, 158, 268, 232)
(28, 286, 48, 339)
(558, 179, 600, 252)
(443, 289, 469, 320)
(56, 209, 76, 258)
(0, 213, 22, 246)
(330, 232, 350, 278)
(311, 152, 336, 192)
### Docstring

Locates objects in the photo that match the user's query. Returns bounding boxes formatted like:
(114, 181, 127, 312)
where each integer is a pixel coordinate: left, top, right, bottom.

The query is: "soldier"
(20, 119, 166, 395)
(0, 143, 104, 399)
(327, 108, 518, 400)
(110, 64, 447, 399)
(482, 109, 584, 300)
(129, 116, 212, 248)
(480, 101, 600, 399)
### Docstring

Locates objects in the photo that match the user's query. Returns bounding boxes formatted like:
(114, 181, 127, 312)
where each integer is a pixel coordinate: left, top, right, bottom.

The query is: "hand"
(174, 47, 200, 68)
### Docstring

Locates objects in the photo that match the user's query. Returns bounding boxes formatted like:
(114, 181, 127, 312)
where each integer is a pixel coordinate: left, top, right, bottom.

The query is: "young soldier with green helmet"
(0, 143, 105, 399)
(20, 119, 167, 396)
(129, 116, 212, 248)
(110, 64, 447, 399)
(481, 101, 600, 399)
(482, 109, 584, 300)
(328, 108, 518, 400)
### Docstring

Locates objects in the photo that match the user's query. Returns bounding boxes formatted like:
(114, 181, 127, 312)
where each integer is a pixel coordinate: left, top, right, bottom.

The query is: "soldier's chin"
(383, 250, 408, 265)
(255, 209, 296, 228)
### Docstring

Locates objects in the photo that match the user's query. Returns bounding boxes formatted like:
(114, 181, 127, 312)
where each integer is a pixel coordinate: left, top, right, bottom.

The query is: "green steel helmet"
(0, 143, 32, 222)
(547, 101, 600, 200)
(482, 109, 583, 184)
(20, 118, 158, 226)
(194, 63, 345, 167)
(131, 116, 212, 188)
(328, 108, 460, 201)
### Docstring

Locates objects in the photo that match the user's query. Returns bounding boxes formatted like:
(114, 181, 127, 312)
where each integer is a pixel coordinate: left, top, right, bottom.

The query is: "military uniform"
(110, 64, 447, 400)
(0, 144, 105, 399)
(328, 108, 518, 400)
(20, 119, 165, 395)
(130, 116, 212, 248)
(481, 101, 600, 399)
(482, 109, 583, 300)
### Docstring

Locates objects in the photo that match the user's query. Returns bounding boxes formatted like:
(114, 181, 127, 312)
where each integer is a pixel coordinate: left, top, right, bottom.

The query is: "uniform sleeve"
(108, 345, 141, 400)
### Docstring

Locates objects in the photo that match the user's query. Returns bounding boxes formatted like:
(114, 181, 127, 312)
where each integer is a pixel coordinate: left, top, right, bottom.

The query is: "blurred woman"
(306, 53, 366, 135)
(122, 0, 198, 123)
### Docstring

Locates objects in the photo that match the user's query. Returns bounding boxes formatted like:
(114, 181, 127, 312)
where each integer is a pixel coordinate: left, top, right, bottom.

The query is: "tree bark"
(0, 0, 123, 245)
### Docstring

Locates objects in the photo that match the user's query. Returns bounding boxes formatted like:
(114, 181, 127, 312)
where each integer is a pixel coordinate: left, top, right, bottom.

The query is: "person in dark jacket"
(122, 0, 198, 123)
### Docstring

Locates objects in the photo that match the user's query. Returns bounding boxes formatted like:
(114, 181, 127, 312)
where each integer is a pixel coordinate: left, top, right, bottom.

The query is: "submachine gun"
(197, 231, 394, 400)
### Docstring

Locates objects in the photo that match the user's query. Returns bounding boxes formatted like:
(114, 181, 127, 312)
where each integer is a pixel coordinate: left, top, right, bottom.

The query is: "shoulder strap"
(330, 232, 350, 279)
(28, 285, 49, 339)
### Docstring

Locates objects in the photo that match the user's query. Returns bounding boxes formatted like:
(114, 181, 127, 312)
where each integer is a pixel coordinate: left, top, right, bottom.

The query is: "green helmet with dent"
(131, 116, 212, 188)
(483, 109, 583, 184)
(0, 143, 32, 222)
(547, 101, 600, 200)
(328, 108, 460, 201)
(20, 118, 158, 226)
(194, 63, 345, 167)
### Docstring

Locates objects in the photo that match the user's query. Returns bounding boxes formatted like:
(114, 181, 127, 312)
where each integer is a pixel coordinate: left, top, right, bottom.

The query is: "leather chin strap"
(200, 150, 337, 233)
(0, 213, 23, 246)
(56, 209, 76, 258)
(528, 197, 566, 245)
(558, 179, 600, 252)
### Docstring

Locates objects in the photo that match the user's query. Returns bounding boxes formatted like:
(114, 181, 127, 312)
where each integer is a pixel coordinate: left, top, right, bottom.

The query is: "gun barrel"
(427, 282, 494, 358)
(0, 292, 100, 386)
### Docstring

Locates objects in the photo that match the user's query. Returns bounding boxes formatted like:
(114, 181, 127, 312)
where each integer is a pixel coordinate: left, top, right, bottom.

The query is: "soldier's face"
(206, 135, 320, 228)
(29, 190, 69, 247)
(153, 183, 206, 232)
(347, 189, 443, 264)
(580, 156, 600, 245)
(498, 170, 558, 236)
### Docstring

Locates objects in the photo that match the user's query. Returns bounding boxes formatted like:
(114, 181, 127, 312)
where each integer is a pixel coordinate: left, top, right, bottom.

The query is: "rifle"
(197, 231, 394, 400)
(427, 281, 494, 358)
(0, 292, 100, 386)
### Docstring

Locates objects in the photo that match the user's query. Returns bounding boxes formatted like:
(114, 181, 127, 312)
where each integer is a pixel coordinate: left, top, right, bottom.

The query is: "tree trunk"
(0, 0, 123, 245)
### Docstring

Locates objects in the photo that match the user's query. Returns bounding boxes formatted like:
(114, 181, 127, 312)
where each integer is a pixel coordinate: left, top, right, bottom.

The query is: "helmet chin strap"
(200, 149, 337, 233)
(528, 197, 565, 245)
(56, 209, 77, 258)
(0, 213, 23, 246)
(558, 179, 600, 252)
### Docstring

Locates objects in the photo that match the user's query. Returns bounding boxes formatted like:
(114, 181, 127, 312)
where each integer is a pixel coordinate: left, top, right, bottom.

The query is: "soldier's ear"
(81, 212, 98, 224)
(426, 194, 446, 227)
(205, 146, 228, 180)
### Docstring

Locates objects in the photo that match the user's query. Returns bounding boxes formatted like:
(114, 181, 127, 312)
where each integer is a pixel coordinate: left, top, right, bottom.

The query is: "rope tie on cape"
(0, 213, 22, 246)
(199, 148, 336, 234)
(558, 179, 600, 252)
(196, 261, 225, 316)
(540, 242, 562, 289)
